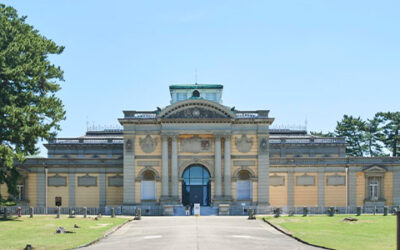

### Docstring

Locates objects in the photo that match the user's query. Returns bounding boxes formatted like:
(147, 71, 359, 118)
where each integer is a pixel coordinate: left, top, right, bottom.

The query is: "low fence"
(0, 205, 398, 216)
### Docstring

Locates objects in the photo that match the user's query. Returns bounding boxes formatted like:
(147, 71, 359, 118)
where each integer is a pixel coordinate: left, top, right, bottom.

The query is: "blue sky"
(3, 1, 399, 156)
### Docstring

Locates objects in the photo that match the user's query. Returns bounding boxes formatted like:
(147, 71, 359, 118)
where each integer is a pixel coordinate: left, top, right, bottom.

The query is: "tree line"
(311, 112, 400, 157)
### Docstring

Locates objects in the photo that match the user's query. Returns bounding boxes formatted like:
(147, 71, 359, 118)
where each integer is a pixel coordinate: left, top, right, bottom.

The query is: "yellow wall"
(294, 173, 318, 206)
(324, 173, 346, 207)
(384, 172, 393, 205)
(0, 184, 8, 199)
(269, 173, 288, 206)
(47, 174, 69, 207)
(105, 174, 123, 206)
(356, 172, 365, 206)
(75, 174, 100, 207)
(28, 173, 37, 207)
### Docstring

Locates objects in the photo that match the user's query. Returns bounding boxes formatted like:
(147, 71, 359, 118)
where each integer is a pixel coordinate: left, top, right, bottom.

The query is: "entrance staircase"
(173, 206, 218, 216)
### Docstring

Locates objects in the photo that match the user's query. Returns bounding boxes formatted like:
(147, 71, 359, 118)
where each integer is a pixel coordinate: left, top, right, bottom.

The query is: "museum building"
(3, 84, 400, 215)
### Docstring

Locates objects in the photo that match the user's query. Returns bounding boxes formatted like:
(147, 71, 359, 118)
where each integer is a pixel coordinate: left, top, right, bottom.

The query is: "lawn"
(264, 214, 396, 250)
(0, 215, 129, 250)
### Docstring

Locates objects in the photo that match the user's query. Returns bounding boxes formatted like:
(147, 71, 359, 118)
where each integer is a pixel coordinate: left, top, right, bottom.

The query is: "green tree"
(0, 4, 65, 198)
(335, 115, 367, 156)
(375, 112, 400, 157)
(364, 117, 385, 157)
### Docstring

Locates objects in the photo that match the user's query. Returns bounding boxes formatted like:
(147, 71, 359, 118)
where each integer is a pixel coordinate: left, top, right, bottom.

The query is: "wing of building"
(7, 84, 400, 215)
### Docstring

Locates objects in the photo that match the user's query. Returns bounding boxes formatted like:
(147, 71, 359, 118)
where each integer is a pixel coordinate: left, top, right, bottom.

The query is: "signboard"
(194, 203, 200, 216)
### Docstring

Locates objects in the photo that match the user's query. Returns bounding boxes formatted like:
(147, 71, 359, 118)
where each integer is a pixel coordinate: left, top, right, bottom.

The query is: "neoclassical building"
(3, 84, 400, 215)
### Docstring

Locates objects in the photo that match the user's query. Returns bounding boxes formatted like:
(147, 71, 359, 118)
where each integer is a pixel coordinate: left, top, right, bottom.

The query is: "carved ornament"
(235, 135, 253, 153)
(139, 135, 158, 153)
(180, 135, 211, 153)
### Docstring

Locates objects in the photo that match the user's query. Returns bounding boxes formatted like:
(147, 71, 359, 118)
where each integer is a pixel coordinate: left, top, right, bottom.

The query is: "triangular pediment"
(158, 99, 235, 119)
(363, 165, 386, 173)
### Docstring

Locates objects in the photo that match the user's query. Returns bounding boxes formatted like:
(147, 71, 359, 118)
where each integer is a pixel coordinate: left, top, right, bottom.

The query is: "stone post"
(111, 208, 115, 218)
(161, 135, 169, 197)
(83, 207, 87, 218)
(214, 135, 222, 198)
(56, 207, 60, 218)
(29, 207, 34, 218)
(123, 135, 136, 204)
(224, 135, 232, 198)
(257, 126, 270, 206)
(171, 135, 179, 199)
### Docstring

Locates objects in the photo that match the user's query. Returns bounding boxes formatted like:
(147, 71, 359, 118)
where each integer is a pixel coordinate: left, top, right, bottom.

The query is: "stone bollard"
(3, 207, 8, 219)
(17, 207, 21, 217)
(83, 207, 87, 218)
(248, 209, 256, 220)
(356, 206, 362, 216)
(328, 207, 335, 217)
(29, 207, 34, 218)
(384, 206, 388, 216)
(273, 208, 281, 218)
(111, 208, 115, 218)
(303, 207, 308, 217)
(134, 208, 141, 220)
(56, 207, 60, 218)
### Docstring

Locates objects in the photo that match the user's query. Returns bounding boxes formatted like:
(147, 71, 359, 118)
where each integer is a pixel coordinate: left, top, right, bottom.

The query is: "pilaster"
(287, 168, 294, 207)
(393, 168, 400, 205)
(161, 135, 169, 198)
(214, 135, 222, 198)
(257, 133, 270, 205)
(318, 168, 325, 207)
(171, 135, 179, 199)
(37, 168, 45, 207)
(99, 173, 106, 209)
(69, 173, 75, 207)
(123, 135, 136, 205)
(348, 168, 357, 207)
(224, 135, 232, 199)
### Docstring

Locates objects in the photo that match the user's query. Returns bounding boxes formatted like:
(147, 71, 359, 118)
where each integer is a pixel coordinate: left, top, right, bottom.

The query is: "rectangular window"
(177, 93, 187, 101)
(205, 93, 217, 101)
(237, 180, 251, 200)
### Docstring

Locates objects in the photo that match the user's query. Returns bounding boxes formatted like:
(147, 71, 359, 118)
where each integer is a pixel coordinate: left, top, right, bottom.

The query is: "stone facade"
(4, 84, 400, 214)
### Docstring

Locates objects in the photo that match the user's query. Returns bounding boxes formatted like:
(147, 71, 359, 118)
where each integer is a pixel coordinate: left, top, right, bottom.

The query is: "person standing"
(185, 205, 189, 216)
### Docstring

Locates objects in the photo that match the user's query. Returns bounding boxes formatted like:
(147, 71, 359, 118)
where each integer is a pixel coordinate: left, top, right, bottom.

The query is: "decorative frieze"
(270, 175, 285, 186)
(233, 160, 256, 167)
(139, 135, 158, 153)
(78, 174, 97, 187)
(137, 160, 159, 167)
(108, 175, 123, 187)
(48, 174, 67, 187)
(326, 174, 345, 186)
(235, 135, 253, 153)
(180, 135, 211, 153)
(296, 174, 315, 186)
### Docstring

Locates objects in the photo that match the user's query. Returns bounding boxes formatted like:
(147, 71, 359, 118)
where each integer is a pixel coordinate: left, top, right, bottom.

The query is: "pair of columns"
(161, 134, 232, 200)
(161, 135, 179, 198)
(214, 135, 232, 198)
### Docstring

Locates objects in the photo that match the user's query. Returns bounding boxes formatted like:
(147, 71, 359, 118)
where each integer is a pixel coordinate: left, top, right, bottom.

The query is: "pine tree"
(0, 4, 65, 197)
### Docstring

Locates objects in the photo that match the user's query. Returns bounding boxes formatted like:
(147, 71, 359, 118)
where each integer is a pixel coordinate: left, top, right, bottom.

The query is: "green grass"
(264, 214, 396, 250)
(0, 215, 129, 250)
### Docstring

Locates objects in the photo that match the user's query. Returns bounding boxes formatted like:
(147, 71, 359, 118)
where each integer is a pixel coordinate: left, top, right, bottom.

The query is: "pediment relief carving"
(235, 135, 254, 153)
(159, 100, 235, 119)
(363, 165, 386, 173)
(139, 135, 158, 153)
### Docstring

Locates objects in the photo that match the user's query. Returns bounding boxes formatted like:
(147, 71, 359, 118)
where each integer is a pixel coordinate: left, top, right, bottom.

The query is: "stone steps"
(173, 206, 218, 216)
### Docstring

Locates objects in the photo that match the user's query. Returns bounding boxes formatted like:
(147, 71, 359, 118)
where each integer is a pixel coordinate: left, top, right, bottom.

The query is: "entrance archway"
(182, 165, 211, 206)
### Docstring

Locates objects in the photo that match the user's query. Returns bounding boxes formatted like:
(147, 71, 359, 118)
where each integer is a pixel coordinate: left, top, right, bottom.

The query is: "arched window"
(236, 170, 252, 200)
(141, 170, 156, 200)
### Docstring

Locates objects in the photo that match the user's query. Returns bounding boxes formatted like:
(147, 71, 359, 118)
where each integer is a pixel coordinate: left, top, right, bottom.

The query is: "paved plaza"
(85, 216, 318, 250)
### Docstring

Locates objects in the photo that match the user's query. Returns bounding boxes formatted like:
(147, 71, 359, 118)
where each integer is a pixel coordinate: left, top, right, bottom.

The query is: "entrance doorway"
(182, 165, 211, 206)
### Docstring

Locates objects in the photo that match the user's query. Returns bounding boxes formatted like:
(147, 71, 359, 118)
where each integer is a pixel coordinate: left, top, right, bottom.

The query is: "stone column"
(287, 168, 294, 207)
(99, 172, 106, 210)
(214, 135, 222, 197)
(161, 135, 169, 197)
(318, 169, 325, 208)
(69, 173, 75, 207)
(123, 135, 136, 204)
(257, 130, 270, 205)
(171, 135, 178, 199)
(224, 135, 232, 198)
(348, 168, 357, 207)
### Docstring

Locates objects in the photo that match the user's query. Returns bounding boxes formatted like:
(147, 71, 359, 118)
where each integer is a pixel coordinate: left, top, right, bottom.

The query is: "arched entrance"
(182, 165, 211, 206)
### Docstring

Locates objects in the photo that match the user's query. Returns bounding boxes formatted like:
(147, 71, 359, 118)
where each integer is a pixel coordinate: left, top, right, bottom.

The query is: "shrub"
(328, 207, 335, 217)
